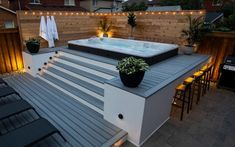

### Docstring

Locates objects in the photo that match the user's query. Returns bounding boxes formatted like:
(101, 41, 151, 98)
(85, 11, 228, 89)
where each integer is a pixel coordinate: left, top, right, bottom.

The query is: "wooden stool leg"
(190, 83, 194, 110)
(187, 86, 191, 114)
(180, 91, 186, 121)
(196, 79, 201, 104)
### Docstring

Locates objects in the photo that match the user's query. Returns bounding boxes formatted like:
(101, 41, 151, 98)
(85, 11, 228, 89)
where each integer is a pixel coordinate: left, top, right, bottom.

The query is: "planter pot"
(26, 42, 40, 53)
(119, 71, 145, 88)
(103, 33, 108, 37)
(183, 45, 194, 55)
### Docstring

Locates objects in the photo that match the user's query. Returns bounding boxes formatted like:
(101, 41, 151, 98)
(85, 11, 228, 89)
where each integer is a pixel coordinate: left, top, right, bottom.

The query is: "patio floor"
(1, 73, 126, 147)
(122, 84, 235, 147)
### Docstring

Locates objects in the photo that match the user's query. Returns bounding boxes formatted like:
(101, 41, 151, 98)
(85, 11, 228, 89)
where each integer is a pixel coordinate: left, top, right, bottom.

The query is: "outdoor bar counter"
(104, 54, 210, 146)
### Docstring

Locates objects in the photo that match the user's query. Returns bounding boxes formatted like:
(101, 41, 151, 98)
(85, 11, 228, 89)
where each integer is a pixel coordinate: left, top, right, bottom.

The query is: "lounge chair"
(0, 99, 39, 121)
(0, 118, 67, 147)
(0, 86, 20, 98)
(0, 78, 8, 86)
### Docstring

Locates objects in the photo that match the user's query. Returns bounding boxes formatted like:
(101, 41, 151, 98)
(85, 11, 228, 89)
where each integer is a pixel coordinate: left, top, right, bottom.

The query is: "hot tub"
(68, 37, 179, 65)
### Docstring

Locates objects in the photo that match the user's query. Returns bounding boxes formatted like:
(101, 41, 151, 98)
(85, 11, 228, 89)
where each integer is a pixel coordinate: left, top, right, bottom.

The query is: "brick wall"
(17, 10, 204, 49)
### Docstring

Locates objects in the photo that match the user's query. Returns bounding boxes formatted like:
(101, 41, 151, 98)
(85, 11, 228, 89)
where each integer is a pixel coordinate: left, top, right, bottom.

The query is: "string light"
(22, 10, 204, 16)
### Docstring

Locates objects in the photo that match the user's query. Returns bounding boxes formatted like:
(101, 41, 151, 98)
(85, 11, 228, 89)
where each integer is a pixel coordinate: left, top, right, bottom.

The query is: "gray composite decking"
(46, 66, 104, 96)
(57, 48, 209, 98)
(3, 74, 126, 147)
(55, 56, 118, 76)
(107, 54, 210, 98)
(1, 47, 209, 147)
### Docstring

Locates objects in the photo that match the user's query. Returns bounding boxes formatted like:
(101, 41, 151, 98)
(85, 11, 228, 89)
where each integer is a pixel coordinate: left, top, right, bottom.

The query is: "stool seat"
(176, 84, 186, 91)
(193, 71, 203, 77)
(184, 77, 195, 84)
(200, 65, 210, 72)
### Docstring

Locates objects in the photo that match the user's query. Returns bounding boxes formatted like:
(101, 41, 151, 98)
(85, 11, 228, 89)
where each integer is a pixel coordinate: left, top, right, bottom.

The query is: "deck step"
(59, 49, 118, 66)
(50, 61, 107, 85)
(46, 67, 104, 97)
(57, 56, 118, 77)
(53, 57, 115, 80)
(60, 52, 118, 72)
(39, 72, 104, 113)
(4, 73, 127, 147)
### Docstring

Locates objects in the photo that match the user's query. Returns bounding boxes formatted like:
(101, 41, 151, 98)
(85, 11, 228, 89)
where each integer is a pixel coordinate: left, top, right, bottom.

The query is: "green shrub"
(122, 2, 148, 12)
(25, 38, 40, 44)
(116, 57, 149, 75)
(99, 18, 112, 34)
(225, 13, 235, 30)
(181, 16, 204, 46)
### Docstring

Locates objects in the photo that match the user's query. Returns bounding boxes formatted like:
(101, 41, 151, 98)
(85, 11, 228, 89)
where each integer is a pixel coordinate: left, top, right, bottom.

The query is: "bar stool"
(200, 63, 214, 93)
(172, 83, 190, 121)
(200, 65, 209, 95)
(206, 63, 214, 91)
(192, 71, 204, 104)
(183, 77, 195, 110)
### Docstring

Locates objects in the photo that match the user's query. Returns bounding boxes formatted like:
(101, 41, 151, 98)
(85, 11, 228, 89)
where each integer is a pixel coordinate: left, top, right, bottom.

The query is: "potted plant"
(181, 15, 203, 54)
(25, 38, 40, 53)
(99, 18, 112, 37)
(128, 12, 137, 39)
(116, 57, 149, 87)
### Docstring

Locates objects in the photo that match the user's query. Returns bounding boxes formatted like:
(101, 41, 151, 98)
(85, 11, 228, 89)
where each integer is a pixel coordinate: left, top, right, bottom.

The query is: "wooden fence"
(198, 32, 235, 81)
(17, 10, 204, 49)
(0, 28, 23, 74)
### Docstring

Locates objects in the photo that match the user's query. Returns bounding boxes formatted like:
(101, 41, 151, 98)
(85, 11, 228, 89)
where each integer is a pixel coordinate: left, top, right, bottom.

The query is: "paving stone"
(122, 86, 235, 147)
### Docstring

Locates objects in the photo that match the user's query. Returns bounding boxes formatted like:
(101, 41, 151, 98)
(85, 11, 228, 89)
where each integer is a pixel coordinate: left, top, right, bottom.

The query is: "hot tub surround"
(68, 37, 179, 65)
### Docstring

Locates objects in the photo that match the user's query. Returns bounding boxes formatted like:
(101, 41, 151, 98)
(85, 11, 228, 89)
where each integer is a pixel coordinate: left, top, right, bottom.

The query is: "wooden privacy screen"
(17, 10, 204, 49)
(0, 28, 23, 74)
(198, 32, 235, 81)
(18, 10, 235, 81)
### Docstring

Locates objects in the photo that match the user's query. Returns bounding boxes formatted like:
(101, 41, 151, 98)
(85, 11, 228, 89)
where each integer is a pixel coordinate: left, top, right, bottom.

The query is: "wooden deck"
(3, 73, 126, 147)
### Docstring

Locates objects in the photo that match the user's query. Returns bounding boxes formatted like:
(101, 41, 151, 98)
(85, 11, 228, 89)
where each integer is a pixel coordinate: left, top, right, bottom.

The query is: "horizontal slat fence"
(0, 28, 23, 74)
(17, 10, 204, 49)
(198, 32, 235, 81)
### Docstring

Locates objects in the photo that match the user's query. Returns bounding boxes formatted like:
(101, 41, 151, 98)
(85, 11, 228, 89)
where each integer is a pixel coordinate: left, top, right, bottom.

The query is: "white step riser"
(44, 69, 104, 102)
(61, 52, 118, 72)
(50, 64, 104, 89)
(54, 58, 114, 80)
(37, 75, 104, 115)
